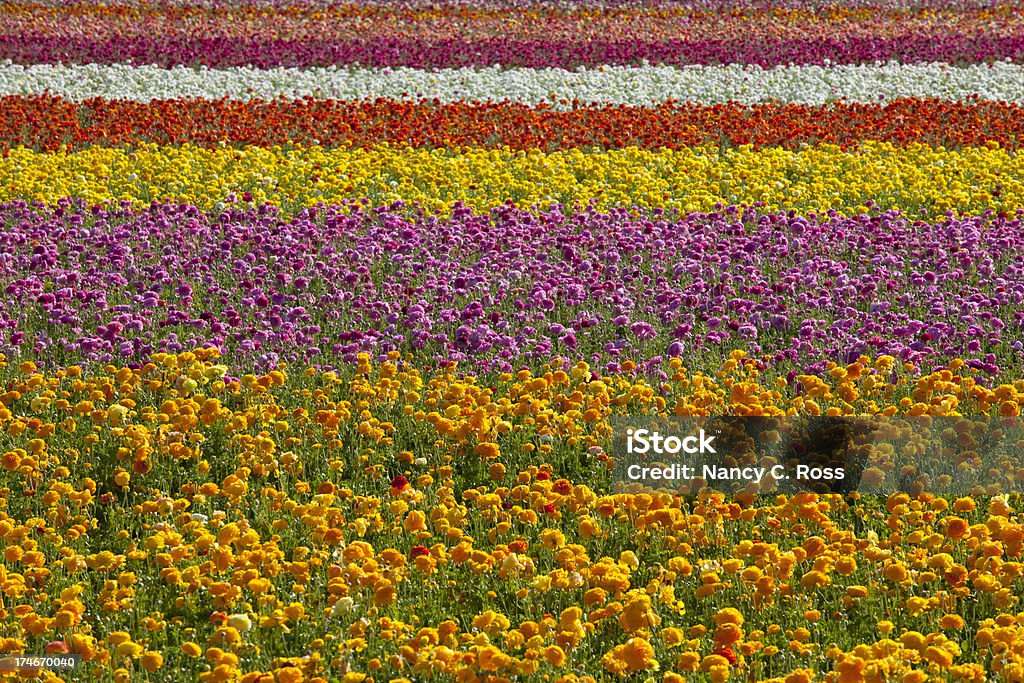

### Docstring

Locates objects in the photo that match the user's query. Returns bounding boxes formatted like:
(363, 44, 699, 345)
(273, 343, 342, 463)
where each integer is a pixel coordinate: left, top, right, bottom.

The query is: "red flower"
(410, 545, 429, 558)
(536, 471, 551, 481)
(390, 475, 408, 490)
(552, 479, 573, 495)
(543, 503, 556, 515)
(712, 647, 737, 665)
(508, 538, 529, 554)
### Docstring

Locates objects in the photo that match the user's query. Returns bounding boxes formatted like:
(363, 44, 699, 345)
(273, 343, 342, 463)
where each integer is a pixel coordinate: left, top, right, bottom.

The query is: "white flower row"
(3, 60, 1024, 106)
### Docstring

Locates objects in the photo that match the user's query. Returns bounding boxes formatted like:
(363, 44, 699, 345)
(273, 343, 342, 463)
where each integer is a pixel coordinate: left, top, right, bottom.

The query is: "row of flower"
(20, 0, 1010, 8)
(6, 61, 1024, 106)
(0, 348, 1023, 683)
(5, 36, 1024, 71)
(13, 4, 1017, 44)
(0, 200, 1020, 380)
(4, 3, 1024, 68)
(0, 142, 1014, 218)
(4, 95, 1024, 152)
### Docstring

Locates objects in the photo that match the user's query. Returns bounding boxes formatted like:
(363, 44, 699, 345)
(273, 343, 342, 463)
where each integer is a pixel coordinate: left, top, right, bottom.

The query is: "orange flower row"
(0, 95, 1020, 152)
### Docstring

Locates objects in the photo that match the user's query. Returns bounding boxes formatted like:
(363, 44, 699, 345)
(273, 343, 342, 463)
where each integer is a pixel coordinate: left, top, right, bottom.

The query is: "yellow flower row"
(0, 141, 1017, 217)
(0, 350, 1023, 682)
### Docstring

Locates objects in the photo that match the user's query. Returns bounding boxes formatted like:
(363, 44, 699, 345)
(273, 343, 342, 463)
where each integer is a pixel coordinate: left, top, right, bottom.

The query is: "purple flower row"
(3, 35, 1023, 70)
(1, 199, 1022, 379)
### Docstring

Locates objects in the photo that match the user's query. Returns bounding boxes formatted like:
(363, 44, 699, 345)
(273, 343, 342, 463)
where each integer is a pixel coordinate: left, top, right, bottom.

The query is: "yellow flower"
(475, 442, 500, 459)
(883, 564, 909, 583)
(677, 651, 701, 672)
(477, 645, 512, 671)
(602, 638, 656, 676)
(372, 581, 397, 607)
(3, 143, 1018, 219)
(713, 622, 744, 647)
(618, 593, 660, 633)
(108, 632, 132, 646)
(277, 668, 304, 683)
(542, 645, 566, 667)
(701, 654, 731, 672)
(140, 651, 164, 672)
(115, 641, 144, 659)
(925, 645, 955, 668)
(403, 510, 427, 533)
(1, 450, 20, 471)
(661, 628, 685, 648)
(713, 608, 744, 627)
(940, 614, 965, 630)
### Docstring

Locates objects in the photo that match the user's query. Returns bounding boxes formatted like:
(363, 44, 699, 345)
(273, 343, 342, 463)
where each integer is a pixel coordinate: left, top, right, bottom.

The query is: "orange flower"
(945, 517, 969, 540)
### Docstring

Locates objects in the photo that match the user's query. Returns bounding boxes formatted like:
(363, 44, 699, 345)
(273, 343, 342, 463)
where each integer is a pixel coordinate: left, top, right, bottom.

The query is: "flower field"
(2, 2, 1024, 683)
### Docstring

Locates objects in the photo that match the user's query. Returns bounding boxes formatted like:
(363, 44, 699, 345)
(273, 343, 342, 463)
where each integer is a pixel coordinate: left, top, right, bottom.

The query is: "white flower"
(1, 61, 1021, 107)
(501, 553, 527, 573)
(227, 614, 252, 633)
